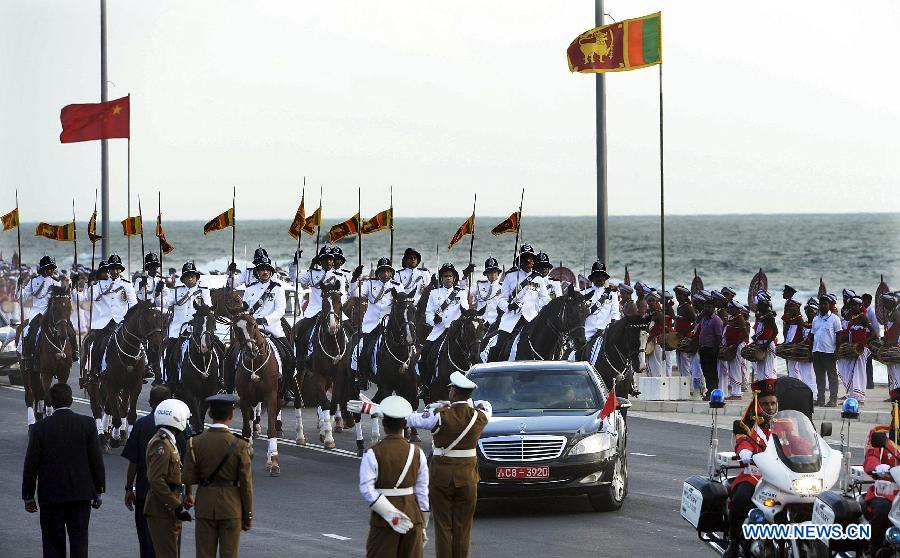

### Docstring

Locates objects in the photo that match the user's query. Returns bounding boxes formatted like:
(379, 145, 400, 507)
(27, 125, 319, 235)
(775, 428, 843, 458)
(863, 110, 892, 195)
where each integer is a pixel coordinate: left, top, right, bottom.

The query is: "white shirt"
(406, 399, 493, 431)
(425, 286, 470, 342)
(299, 267, 346, 317)
(497, 270, 550, 333)
(811, 312, 843, 353)
(89, 277, 137, 329)
(394, 267, 430, 305)
(582, 285, 621, 339)
(473, 279, 502, 325)
(350, 278, 401, 334)
(20, 275, 61, 320)
(134, 273, 169, 305)
(866, 306, 882, 337)
(164, 285, 213, 339)
(359, 443, 429, 512)
(242, 279, 287, 338)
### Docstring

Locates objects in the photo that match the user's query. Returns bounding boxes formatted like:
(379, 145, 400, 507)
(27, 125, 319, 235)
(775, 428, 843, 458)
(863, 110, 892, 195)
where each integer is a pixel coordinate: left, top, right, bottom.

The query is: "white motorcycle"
(682, 392, 840, 557)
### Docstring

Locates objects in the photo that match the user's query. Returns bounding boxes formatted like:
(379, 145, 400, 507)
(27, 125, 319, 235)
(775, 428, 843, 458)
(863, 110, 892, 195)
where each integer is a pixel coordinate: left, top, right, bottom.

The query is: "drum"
(775, 343, 812, 362)
(835, 343, 864, 360)
(740, 344, 768, 362)
(645, 337, 657, 355)
(677, 336, 699, 354)
(875, 345, 900, 365)
(664, 332, 680, 351)
(717, 345, 737, 361)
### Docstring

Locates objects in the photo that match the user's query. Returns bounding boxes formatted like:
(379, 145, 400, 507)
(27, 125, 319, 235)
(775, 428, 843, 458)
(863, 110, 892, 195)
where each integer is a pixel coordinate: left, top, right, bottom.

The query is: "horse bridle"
(382, 299, 417, 372)
(230, 312, 272, 376)
(185, 311, 219, 378)
(598, 320, 644, 377)
(114, 308, 164, 363)
(447, 316, 482, 373)
(528, 295, 586, 361)
(40, 294, 72, 356)
(316, 292, 347, 364)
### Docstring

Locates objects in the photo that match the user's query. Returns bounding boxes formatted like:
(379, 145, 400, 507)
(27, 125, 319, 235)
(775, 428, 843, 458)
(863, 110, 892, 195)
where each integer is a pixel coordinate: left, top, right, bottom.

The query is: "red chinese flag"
(600, 383, 616, 421)
(60, 96, 130, 143)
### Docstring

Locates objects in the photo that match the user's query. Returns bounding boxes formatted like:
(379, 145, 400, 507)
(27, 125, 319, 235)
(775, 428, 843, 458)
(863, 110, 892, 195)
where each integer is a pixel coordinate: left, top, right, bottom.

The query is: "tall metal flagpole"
(230, 186, 236, 290)
(127, 113, 132, 277)
(658, 64, 666, 316)
(100, 0, 110, 259)
(137, 197, 146, 299)
(72, 200, 83, 360)
(14, 190, 24, 327)
(595, 0, 608, 264)
(157, 192, 165, 352)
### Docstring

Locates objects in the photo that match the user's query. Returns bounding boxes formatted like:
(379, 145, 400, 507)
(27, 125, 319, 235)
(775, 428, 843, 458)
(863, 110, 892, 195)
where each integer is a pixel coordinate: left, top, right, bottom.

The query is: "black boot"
(722, 540, 741, 558)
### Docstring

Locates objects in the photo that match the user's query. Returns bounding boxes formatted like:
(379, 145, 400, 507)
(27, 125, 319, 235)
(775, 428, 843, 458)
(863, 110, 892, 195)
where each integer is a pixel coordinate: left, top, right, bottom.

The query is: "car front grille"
(478, 435, 568, 462)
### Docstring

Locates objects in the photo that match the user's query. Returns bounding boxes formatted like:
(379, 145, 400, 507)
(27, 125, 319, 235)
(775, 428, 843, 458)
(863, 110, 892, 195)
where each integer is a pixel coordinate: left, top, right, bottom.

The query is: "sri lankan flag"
(328, 213, 360, 243)
(288, 195, 307, 240)
(87, 210, 102, 243)
(302, 207, 321, 236)
(491, 211, 520, 236)
(567, 12, 661, 73)
(362, 208, 392, 235)
(1, 208, 18, 231)
(121, 215, 142, 236)
(203, 207, 234, 235)
(36, 221, 76, 241)
(156, 215, 174, 254)
(448, 214, 475, 251)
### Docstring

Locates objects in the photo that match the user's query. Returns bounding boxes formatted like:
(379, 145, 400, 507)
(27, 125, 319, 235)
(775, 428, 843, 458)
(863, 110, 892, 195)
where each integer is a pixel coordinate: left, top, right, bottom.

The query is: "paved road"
(0, 373, 863, 558)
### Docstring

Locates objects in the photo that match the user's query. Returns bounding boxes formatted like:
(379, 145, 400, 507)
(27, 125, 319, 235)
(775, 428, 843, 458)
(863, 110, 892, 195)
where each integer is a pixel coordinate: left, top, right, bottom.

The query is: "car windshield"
(469, 369, 601, 413)
(770, 410, 821, 473)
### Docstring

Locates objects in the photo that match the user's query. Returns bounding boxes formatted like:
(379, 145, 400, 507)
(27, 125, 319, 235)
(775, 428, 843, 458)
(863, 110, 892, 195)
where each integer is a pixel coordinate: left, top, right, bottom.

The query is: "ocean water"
(4, 214, 899, 304)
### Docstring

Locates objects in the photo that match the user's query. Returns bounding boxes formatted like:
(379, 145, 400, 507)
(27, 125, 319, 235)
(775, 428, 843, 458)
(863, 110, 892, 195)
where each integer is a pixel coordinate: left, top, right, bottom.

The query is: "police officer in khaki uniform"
(144, 398, 193, 558)
(183, 394, 253, 558)
(358, 396, 430, 558)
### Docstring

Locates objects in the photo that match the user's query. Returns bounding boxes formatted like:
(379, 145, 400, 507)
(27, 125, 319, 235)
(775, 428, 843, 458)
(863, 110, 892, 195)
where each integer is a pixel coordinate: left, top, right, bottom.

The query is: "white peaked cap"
(449, 371, 477, 390)
(380, 396, 413, 419)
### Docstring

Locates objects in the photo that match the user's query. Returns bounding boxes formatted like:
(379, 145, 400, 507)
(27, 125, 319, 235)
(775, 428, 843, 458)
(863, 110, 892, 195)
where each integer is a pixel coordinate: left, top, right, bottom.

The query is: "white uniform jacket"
(242, 279, 287, 338)
(425, 286, 469, 342)
(473, 279, 502, 325)
(395, 267, 430, 305)
(299, 267, 347, 317)
(89, 278, 137, 329)
(134, 273, 169, 305)
(583, 285, 621, 339)
(163, 285, 213, 339)
(20, 275, 62, 321)
(498, 270, 550, 333)
(350, 278, 401, 334)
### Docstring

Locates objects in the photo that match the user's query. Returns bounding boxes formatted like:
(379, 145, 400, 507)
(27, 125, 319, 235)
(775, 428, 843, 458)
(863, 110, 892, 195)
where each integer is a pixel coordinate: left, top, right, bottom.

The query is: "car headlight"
(792, 477, 823, 496)
(569, 433, 613, 456)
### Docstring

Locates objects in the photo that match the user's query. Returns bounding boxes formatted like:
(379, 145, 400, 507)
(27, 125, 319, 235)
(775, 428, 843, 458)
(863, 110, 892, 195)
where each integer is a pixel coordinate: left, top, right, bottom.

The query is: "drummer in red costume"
(863, 388, 900, 555)
(724, 378, 778, 558)
(837, 296, 874, 404)
(750, 291, 778, 381)
(882, 293, 900, 390)
(673, 286, 696, 384)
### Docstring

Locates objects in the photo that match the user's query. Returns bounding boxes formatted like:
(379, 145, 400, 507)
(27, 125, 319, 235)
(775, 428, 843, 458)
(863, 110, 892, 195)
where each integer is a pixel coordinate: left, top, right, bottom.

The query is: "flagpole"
(127, 131, 132, 277)
(230, 186, 236, 290)
(15, 190, 24, 327)
(100, 0, 110, 260)
(389, 185, 394, 265)
(72, 200, 83, 361)
(595, 0, 609, 265)
(89, 190, 97, 340)
(138, 197, 146, 299)
(356, 187, 363, 370)
(658, 63, 666, 318)
(313, 185, 322, 270)
(292, 180, 305, 329)
(511, 188, 524, 269)
(157, 192, 165, 346)
(467, 192, 477, 299)
(357, 187, 362, 268)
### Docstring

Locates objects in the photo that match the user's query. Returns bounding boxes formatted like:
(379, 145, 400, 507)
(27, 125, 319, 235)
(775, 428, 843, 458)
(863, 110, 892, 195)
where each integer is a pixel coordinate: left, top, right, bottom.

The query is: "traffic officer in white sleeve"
(418, 263, 469, 398)
(162, 261, 213, 387)
(394, 248, 430, 305)
(582, 261, 620, 343)
(358, 396, 429, 558)
(349, 258, 402, 379)
(490, 244, 549, 361)
(240, 253, 293, 380)
(19, 256, 76, 373)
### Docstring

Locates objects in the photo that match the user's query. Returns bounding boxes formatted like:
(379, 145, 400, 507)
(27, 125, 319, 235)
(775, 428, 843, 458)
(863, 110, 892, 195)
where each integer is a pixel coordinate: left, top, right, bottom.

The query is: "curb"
(629, 399, 892, 425)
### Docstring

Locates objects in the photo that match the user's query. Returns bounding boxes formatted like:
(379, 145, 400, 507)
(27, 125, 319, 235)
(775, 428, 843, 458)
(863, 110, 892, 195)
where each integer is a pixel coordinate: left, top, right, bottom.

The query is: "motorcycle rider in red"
(863, 388, 900, 555)
(724, 378, 778, 558)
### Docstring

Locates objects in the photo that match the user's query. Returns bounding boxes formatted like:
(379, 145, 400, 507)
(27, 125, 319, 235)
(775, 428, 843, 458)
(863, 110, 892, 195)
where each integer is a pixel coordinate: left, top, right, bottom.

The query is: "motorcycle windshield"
(770, 410, 821, 473)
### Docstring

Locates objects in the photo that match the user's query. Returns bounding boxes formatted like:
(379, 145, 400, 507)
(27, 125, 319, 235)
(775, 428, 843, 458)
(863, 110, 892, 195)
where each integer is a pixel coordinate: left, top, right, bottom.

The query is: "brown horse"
(230, 311, 282, 476)
(87, 302, 164, 448)
(22, 286, 75, 423)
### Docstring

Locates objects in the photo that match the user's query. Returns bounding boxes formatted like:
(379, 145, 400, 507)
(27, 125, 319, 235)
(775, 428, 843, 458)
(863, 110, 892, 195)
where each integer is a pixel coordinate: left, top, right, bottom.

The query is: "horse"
(419, 306, 485, 404)
(574, 313, 651, 400)
(22, 286, 75, 423)
(295, 285, 352, 449)
(230, 311, 283, 476)
(175, 301, 225, 434)
(414, 280, 436, 346)
(364, 291, 419, 441)
(88, 302, 164, 448)
(482, 285, 589, 363)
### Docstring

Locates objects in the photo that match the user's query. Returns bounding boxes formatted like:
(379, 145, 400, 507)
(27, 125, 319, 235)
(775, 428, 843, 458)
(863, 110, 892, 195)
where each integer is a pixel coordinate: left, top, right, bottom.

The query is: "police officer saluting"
(183, 393, 253, 558)
(357, 395, 429, 558)
(144, 398, 193, 558)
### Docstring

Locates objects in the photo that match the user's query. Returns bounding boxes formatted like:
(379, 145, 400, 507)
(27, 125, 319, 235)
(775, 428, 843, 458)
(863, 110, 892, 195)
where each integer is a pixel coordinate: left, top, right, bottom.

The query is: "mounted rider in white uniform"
(19, 256, 77, 372)
(490, 244, 550, 361)
(294, 246, 347, 372)
(161, 261, 213, 387)
(394, 248, 430, 305)
(473, 257, 503, 330)
(535, 252, 563, 304)
(135, 252, 169, 383)
(418, 263, 470, 391)
(86, 254, 137, 382)
(349, 257, 402, 378)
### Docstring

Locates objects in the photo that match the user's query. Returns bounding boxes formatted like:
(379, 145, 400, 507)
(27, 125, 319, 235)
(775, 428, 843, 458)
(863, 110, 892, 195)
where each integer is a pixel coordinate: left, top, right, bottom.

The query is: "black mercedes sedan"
(468, 361, 628, 512)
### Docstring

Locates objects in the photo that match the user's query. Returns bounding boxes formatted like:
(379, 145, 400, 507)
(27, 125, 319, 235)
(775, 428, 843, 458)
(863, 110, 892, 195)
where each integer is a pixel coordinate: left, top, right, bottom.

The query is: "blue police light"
(709, 389, 726, 409)
(748, 509, 766, 525)
(841, 397, 860, 419)
(886, 526, 900, 546)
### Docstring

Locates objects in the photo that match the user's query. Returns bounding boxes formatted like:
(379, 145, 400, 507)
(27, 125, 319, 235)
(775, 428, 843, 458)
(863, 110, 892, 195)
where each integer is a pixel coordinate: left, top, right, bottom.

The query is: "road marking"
(630, 452, 656, 457)
(322, 533, 351, 541)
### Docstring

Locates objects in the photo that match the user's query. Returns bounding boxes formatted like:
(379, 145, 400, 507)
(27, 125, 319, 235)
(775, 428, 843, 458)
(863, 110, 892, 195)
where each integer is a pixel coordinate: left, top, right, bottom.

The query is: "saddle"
(493, 319, 531, 361)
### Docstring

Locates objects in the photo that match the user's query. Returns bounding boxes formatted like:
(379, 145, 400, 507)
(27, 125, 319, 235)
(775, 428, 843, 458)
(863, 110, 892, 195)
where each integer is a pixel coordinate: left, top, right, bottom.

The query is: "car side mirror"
(820, 422, 832, 438)
(616, 397, 631, 410)
(872, 431, 888, 448)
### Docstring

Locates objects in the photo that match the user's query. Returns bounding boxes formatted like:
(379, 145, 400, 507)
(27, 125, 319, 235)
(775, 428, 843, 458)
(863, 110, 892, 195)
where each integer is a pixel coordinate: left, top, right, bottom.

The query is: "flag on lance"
(121, 215, 142, 236)
(302, 207, 322, 236)
(288, 194, 307, 240)
(491, 212, 520, 236)
(362, 208, 392, 235)
(87, 210, 102, 243)
(36, 222, 75, 241)
(448, 214, 475, 251)
(156, 215, 174, 254)
(328, 213, 360, 243)
(1, 208, 18, 231)
(203, 208, 234, 235)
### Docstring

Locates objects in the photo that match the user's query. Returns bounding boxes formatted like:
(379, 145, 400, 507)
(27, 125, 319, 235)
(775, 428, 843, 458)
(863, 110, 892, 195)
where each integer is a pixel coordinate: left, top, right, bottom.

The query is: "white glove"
(347, 400, 383, 418)
(875, 464, 891, 476)
(738, 449, 753, 464)
(371, 496, 413, 534)
(474, 400, 493, 414)
(426, 401, 450, 412)
(422, 511, 430, 547)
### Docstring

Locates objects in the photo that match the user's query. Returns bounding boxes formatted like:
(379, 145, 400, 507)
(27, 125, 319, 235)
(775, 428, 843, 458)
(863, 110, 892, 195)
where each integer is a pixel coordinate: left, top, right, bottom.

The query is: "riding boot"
(20, 356, 32, 374)
(66, 322, 80, 362)
(722, 540, 740, 558)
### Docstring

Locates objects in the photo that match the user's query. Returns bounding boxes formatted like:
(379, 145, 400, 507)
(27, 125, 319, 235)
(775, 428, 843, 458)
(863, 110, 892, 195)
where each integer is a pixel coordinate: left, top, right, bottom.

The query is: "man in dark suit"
(22, 382, 105, 558)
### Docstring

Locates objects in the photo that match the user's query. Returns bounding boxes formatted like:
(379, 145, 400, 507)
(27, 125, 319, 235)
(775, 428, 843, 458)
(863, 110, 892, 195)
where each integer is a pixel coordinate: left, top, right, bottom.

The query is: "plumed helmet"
(153, 398, 191, 432)
(38, 255, 57, 273)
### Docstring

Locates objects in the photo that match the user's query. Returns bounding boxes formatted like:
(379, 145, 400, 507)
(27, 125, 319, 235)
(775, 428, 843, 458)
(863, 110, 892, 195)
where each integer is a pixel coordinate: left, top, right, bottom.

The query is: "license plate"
(495, 466, 550, 479)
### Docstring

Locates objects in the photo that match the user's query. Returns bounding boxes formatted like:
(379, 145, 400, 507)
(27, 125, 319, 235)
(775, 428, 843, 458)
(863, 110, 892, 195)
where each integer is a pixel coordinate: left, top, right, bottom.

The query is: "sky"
(1, 0, 898, 222)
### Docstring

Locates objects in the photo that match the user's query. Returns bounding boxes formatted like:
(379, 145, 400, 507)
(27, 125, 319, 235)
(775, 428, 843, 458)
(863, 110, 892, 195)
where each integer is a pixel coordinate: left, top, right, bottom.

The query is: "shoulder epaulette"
(390, 280, 401, 286)
(198, 286, 208, 290)
(271, 280, 282, 287)
(246, 281, 259, 287)
(420, 267, 429, 272)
